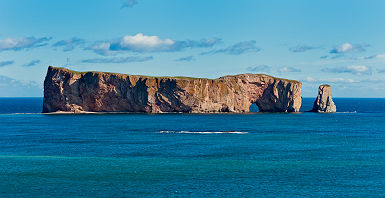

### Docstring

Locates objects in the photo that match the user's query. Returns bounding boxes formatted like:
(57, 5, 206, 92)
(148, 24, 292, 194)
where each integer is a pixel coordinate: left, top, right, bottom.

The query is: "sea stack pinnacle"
(311, 85, 336, 113)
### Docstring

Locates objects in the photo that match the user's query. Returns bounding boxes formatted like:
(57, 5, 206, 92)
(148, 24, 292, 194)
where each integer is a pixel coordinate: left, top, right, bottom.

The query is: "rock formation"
(311, 85, 336, 113)
(43, 66, 302, 113)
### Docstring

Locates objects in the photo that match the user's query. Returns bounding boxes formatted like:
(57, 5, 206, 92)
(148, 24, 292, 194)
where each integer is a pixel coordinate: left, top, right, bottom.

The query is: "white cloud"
(175, 56, 195, 62)
(82, 56, 153, 63)
(348, 65, 371, 74)
(304, 76, 385, 85)
(329, 42, 369, 54)
(0, 37, 51, 52)
(24, 60, 40, 67)
(121, 0, 138, 8)
(278, 67, 301, 73)
(322, 65, 372, 75)
(377, 68, 385, 73)
(88, 42, 112, 56)
(0, 60, 14, 67)
(363, 54, 385, 60)
(247, 65, 271, 73)
(335, 43, 353, 53)
(303, 77, 359, 84)
(364, 78, 385, 83)
(119, 33, 175, 51)
(0, 75, 42, 97)
(201, 40, 260, 55)
(288, 45, 320, 53)
(53, 37, 85, 51)
(88, 33, 220, 55)
(247, 65, 301, 73)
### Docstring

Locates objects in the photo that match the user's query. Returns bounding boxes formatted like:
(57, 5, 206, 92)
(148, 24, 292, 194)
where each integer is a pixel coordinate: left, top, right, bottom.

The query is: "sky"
(0, 0, 385, 97)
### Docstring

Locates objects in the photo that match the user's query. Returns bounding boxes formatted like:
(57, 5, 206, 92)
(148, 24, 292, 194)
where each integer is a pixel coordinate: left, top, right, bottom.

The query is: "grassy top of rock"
(49, 66, 301, 83)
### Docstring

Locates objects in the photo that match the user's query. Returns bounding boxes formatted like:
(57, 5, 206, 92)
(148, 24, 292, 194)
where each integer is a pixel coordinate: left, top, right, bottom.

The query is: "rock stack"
(43, 66, 302, 113)
(311, 85, 336, 113)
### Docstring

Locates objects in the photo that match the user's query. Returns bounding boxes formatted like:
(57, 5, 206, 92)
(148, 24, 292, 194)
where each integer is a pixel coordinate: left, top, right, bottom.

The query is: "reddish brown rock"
(43, 66, 302, 113)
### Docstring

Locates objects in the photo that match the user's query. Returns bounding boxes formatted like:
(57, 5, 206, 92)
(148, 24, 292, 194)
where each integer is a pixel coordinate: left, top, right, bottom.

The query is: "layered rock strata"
(311, 85, 336, 113)
(43, 66, 302, 113)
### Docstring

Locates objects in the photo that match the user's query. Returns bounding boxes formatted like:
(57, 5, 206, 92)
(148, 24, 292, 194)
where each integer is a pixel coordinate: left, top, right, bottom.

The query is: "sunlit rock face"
(311, 85, 336, 113)
(43, 66, 302, 113)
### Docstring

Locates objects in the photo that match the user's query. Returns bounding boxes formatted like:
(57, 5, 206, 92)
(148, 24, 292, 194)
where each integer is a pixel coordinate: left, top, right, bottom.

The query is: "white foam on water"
(336, 111, 357, 114)
(159, 131, 248, 134)
(5, 113, 43, 115)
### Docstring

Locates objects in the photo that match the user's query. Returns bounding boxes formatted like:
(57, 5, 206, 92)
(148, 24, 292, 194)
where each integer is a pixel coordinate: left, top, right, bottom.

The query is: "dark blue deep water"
(1, 98, 385, 197)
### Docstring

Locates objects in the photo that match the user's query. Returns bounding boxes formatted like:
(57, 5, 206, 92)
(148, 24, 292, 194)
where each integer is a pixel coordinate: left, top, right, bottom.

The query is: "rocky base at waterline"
(311, 85, 336, 113)
(42, 66, 302, 113)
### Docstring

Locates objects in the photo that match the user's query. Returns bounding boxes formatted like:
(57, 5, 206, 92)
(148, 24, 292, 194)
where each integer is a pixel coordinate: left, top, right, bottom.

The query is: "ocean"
(1, 98, 385, 197)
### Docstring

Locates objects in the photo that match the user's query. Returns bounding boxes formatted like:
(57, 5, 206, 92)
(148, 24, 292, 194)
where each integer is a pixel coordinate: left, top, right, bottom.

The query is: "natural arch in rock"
(43, 66, 302, 113)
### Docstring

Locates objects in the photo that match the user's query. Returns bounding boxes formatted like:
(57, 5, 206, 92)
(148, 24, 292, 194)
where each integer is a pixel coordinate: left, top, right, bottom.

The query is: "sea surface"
(1, 98, 385, 197)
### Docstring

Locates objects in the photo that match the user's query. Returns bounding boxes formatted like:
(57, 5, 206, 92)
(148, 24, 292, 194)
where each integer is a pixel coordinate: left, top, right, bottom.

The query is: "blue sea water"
(1, 98, 385, 197)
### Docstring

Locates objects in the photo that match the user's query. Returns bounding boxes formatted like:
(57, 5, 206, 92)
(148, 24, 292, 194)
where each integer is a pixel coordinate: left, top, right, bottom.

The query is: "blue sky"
(0, 0, 385, 97)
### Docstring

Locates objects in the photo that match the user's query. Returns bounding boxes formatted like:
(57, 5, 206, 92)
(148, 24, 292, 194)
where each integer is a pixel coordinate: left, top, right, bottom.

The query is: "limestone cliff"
(311, 85, 336, 113)
(43, 66, 302, 113)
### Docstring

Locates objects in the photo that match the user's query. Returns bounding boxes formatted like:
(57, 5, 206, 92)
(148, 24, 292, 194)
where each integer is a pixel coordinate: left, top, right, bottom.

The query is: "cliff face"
(43, 66, 302, 113)
(311, 85, 336, 113)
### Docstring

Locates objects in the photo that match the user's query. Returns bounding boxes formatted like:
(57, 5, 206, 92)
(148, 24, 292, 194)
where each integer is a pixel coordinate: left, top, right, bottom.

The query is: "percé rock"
(311, 85, 336, 113)
(43, 66, 302, 113)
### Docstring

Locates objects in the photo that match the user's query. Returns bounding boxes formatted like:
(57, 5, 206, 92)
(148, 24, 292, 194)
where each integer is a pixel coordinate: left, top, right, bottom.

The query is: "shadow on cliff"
(155, 79, 193, 112)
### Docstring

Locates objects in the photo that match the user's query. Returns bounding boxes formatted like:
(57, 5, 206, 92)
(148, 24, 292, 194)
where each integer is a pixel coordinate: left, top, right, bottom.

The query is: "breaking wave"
(336, 111, 357, 114)
(159, 131, 248, 134)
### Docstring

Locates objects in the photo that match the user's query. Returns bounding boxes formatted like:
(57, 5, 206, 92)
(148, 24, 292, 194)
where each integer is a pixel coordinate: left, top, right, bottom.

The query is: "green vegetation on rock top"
(49, 66, 300, 83)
